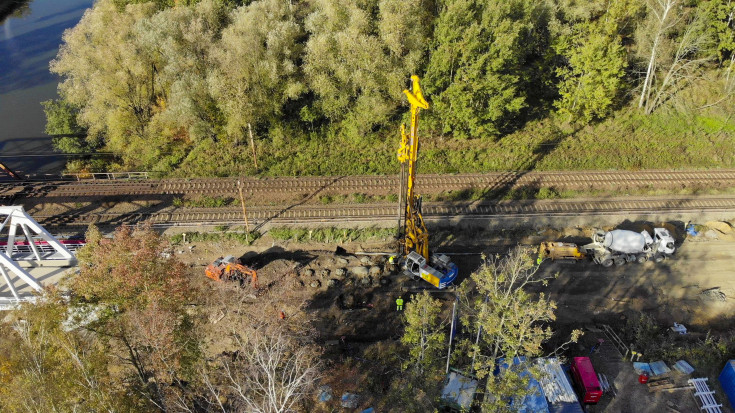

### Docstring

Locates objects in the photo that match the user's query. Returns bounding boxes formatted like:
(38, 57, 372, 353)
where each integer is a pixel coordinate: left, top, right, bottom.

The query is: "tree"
(112, 0, 248, 10)
(637, 0, 679, 111)
(696, 0, 735, 108)
(133, 0, 229, 169)
(0, 293, 133, 412)
(377, 0, 433, 74)
(51, 0, 231, 172)
(702, 0, 735, 62)
(401, 290, 446, 374)
(457, 246, 578, 412)
(424, 0, 554, 138)
(303, 0, 432, 137)
(222, 329, 320, 413)
(51, 0, 160, 166)
(554, 0, 642, 122)
(42, 98, 94, 154)
(209, 0, 305, 168)
(636, 0, 716, 113)
(72, 224, 198, 411)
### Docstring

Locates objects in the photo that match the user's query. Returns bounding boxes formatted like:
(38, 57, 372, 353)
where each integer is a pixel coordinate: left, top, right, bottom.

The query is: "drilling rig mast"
(395, 76, 458, 289)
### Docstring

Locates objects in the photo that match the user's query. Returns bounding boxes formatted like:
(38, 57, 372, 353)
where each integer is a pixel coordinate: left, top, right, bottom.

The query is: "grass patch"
(319, 193, 400, 204)
(174, 106, 735, 178)
(554, 185, 735, 199)
(170, 230, 260, 245)
(79, 76, 735, 178)
(269, 226, 396, 243)
(182, 195, 234, 208)
(352, 193, 367, 203)
(428, 186, 562, 201)
(428, 184, 735, 202)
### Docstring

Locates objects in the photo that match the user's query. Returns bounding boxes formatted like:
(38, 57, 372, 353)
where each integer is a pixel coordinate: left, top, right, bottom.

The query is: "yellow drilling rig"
(395, 76, 458, 289)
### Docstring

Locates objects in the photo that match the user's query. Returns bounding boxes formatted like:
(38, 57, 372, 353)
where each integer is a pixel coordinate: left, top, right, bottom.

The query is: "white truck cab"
(653, 228, 676, 254)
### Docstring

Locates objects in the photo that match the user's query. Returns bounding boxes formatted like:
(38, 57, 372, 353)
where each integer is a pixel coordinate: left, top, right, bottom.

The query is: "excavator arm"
(225, 263, 258, 289)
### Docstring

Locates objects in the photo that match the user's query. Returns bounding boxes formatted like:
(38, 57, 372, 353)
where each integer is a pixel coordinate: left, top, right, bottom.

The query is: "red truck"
(570, 357, 603, 404)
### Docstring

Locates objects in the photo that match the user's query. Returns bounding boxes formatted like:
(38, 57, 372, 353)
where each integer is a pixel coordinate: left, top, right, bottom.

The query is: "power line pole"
(446, 297, 457, 375)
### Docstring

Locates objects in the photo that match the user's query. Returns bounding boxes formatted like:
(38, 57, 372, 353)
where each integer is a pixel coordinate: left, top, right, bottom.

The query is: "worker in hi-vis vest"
(396, 296, 404, 311)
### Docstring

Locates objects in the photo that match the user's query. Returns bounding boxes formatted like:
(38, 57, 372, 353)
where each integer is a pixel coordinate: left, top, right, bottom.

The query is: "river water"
(0, 0, 93, 177)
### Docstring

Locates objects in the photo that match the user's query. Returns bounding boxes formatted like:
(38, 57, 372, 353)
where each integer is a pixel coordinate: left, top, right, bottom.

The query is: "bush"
(184, 196, 233, 208)
(170, 230, 260, 245)
(268, 226, 395, 243)
(536, 187, 560, 199)
(623, 312, 735, 376)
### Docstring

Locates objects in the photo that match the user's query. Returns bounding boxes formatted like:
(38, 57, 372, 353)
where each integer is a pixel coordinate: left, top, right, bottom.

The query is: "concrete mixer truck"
(539, 228, 676, 267)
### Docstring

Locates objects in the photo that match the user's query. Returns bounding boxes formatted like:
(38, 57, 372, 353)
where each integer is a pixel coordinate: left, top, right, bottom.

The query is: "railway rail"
(2, 169, 735, 200)
(33, 195, 735, 229)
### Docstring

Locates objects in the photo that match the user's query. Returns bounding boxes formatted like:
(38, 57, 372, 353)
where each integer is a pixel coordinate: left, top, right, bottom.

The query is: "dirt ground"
(172, 218, 735, 412)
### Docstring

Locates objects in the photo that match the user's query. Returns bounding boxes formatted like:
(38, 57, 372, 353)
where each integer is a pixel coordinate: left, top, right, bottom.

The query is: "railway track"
(3, 169, 735, 200)
(34, 195, 735, 228)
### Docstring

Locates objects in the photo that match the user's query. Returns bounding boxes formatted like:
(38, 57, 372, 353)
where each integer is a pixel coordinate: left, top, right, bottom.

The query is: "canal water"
(0, 0, 93, 177)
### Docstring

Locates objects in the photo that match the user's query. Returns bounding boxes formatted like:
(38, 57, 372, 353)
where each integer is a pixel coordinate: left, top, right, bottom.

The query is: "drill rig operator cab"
(403, 251, 458, 289)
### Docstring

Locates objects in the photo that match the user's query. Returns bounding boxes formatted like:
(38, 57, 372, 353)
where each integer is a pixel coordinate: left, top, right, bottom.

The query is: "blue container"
(719, 360, 735, 409)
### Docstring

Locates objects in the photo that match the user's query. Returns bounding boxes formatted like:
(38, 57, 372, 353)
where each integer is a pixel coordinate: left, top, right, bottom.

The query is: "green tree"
(401, 290, 446, 374)
(134, 0, 229, 170)
(113, 0, 248, 10)
(51, 0, 160, 167)
(424, 0, 554, 139)
(41, 98, 94, 154)
(553, 0, 642, 122)
(303, 0, 432, 137)
(51, 0, 230, 172)
(0, 294, 133, 412)
(457, 247, 576, 412)
(209, 0, 305, 168)
(701, 0, 735, 62)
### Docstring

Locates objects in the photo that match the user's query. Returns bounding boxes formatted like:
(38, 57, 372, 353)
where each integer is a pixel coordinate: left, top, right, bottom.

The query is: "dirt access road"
(173, 221, 735, 412)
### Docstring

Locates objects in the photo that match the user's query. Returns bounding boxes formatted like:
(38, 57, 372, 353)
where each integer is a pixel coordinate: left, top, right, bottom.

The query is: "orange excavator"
(205, 255, 258, 289)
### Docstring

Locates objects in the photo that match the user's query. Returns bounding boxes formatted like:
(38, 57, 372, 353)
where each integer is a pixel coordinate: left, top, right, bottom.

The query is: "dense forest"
(45, 0, 735, 176)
